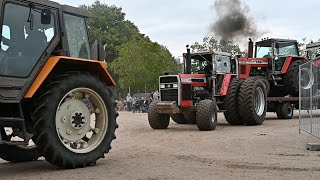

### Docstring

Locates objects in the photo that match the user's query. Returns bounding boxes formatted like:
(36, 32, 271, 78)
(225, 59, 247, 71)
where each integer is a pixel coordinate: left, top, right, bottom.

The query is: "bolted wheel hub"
(56, 99, 91, 142)
(71, 112, 86, 129)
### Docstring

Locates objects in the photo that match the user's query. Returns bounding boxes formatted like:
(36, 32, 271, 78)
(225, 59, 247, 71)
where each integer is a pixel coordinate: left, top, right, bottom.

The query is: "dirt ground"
(1, 111, 320, 180)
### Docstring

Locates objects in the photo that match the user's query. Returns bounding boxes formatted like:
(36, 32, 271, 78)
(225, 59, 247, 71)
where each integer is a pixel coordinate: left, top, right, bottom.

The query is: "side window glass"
(64, 13, 90, 59)
(1, 25, 10, 51)
(0, 3, 56, 77)
(216, 55, 231, 73)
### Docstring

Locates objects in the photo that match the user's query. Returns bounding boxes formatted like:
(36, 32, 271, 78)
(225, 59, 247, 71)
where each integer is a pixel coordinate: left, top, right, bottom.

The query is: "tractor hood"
(237, 58, 269, 65)
(179, 74, 207, 84)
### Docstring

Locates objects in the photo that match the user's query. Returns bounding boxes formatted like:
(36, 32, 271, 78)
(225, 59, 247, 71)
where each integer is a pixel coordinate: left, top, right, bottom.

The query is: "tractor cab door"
(274, 41, 299, 71)
(0, 1, 59, 103)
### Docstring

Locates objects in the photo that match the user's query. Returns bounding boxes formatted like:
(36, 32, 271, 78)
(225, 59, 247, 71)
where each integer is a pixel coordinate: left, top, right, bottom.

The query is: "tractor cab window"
(0, 3, 56, 77)
(189, 54, 212, 74)
(306, 48, 320, 60)
(256, 44, 272, 58)
(215, 55, 231, 73)
(275, 42, 298, 56)
(64, 14, 90, 59)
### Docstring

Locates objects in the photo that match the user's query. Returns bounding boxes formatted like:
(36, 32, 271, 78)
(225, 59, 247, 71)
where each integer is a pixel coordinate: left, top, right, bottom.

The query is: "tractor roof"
(190, 50, 231, 57)
(256, 38, 297, 45)
(306, 41, 320, 49)
(16, 0, 89, 17)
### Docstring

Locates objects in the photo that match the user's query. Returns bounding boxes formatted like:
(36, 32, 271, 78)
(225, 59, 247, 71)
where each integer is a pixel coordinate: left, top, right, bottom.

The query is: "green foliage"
(111, 39, 180, 92)
(80, 1, 144, 62)
(191, 35, 247, 57)
(79, 43, 89, 59)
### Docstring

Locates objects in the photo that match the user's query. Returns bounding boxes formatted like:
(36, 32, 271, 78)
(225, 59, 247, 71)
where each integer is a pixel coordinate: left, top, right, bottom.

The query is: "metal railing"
(299, 59, 320, 138)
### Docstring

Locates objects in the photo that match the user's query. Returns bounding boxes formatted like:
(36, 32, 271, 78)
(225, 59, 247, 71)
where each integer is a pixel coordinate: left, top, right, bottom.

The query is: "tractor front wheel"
(196, 100, 217, 131)
(148, 102, 170, 129)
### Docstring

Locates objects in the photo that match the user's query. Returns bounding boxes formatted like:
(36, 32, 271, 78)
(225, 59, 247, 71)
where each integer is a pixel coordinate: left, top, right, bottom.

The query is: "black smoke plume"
(211, 0, 260, 41)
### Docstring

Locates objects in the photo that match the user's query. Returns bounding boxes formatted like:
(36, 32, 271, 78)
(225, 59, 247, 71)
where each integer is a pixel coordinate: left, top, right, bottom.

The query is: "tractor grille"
(160, 76, 179, 103)
(160, 76, 178, 83)
(161, 89, 178, 102)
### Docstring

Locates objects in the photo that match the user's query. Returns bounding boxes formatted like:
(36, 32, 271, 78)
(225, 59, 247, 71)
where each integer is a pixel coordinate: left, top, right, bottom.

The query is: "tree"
(80, 1, 144, 62)
(110, 39, 180, 93)
(191, 36, 247, 57)
(80, 1, 145, 99)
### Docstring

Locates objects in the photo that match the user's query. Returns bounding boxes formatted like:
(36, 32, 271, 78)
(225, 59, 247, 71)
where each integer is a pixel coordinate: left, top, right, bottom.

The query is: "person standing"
(153, 90, 159, 102)
(126, 93, 133, 111)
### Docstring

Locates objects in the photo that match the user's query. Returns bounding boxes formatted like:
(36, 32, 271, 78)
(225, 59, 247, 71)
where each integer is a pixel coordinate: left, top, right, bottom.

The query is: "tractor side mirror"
(90, 40, 106, 61)
(41, 9, 52, 24)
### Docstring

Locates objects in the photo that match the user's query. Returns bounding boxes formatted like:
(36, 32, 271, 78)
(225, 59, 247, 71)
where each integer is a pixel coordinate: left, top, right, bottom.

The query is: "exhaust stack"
(248, 38, 254, 58)
(185, 45, 191, 74)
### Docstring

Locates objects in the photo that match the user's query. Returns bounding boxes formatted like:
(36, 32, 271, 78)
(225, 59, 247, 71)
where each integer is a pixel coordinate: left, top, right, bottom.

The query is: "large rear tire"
(283, 60, 305, 96)
(196, 100, 217, 131)
(171, 114, 187, 124)
(224, 78, 243, 125)
(32, 72, 118, 169)
(148, 102, 170, 129)
(253, 76, 270, 95)
(0, 128, 41, 163)
(239, 77, 267, 125)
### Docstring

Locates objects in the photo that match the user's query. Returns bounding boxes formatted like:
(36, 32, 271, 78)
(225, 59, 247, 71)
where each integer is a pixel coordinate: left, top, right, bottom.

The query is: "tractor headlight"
(160, 84, 165, 89)
(173, 84, 178, 88)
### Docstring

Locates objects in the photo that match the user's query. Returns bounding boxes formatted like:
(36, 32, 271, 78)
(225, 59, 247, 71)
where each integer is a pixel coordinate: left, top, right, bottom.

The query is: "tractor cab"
(254, 38, 299, 73)
(305, 41, 320, 60)
(184, 50, 236, 75)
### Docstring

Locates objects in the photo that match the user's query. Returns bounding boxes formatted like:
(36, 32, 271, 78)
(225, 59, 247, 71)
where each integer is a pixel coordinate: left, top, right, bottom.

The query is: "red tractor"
(148, 46, 268, 131)
(238, 38, 308, 119)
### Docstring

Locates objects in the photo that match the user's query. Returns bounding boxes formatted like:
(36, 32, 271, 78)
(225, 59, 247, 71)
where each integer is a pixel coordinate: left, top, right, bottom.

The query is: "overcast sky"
(54, 0, 320, 57)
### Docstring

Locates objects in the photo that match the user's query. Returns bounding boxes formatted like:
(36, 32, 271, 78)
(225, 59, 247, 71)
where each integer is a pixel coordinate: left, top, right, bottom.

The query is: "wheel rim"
(301, 68, 314, 90)
(287, 106, 293, 117)
(56, 88, 108, 154)
(254, 87, 265, 116)
(211, 110, 216, 123)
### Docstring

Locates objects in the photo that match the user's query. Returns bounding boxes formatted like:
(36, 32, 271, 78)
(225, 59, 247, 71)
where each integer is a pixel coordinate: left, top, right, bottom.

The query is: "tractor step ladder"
(0, 104, 27, 145)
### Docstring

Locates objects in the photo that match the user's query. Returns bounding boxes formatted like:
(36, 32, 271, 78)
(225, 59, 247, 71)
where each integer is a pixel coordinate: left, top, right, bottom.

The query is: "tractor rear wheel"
(196, 100, 217, 131)
(224, 78, 244, 125)
(148, 102, 170, 129)
(283, 60, 305, 96)
(183, 109, 196, 124)
(239, 77, 267, 125)
(171, 114, 187, 124)
(32, 72, 118, 169)
(276, 102, 294, 119)
(0, 128, 41, 163)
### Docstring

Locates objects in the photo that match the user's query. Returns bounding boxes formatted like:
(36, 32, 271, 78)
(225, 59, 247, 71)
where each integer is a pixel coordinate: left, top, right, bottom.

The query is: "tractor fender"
(24, 56, 115, 98)
(281, 56, 307, 74)
(219, 74, 237, 96)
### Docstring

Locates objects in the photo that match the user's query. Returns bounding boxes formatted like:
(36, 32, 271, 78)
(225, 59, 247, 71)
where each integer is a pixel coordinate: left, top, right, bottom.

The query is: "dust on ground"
(1, 111, 320, 180)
